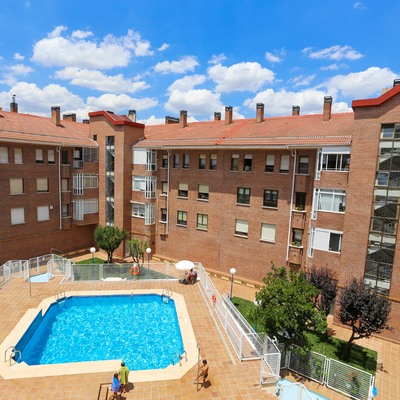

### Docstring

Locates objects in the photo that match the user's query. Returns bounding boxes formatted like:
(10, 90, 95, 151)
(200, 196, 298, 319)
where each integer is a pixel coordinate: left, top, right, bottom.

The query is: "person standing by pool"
(119, 362, 129, 393)
(194, 359, 209, 387)
(110, 372, 121, 399)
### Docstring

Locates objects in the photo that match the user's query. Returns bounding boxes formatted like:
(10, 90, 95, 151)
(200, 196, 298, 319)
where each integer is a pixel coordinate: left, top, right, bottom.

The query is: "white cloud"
(265, 52, 283, 63)
(86, 93, 158, 112)
(138, 115, 166, 126)
(32, 26, 153, 69)
(14, 53, 25, 61)
(320, 63, 349, 71)
(303, 45, 363, 61)
(353, 2, 367, 10)
(208, 62, 275, 93)
(55, 67, 149, 93)
(1, 64, 34, 86)
(158, 43, 169, 52)
(71, 30, 94, 40)
(0, 82, 84, 115)
(165, 89, 223, 116)
(154, 56, 199, 74)
(289, 74, 316, 87)
(167, 75, 206, 94)
(322, 67, 398, 98)
(209, 54, 227, 65)
(244, 88, 332, 116)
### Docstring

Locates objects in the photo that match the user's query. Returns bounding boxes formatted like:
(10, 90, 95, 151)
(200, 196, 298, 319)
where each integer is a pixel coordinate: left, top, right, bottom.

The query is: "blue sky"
(0, 0, 399, 124)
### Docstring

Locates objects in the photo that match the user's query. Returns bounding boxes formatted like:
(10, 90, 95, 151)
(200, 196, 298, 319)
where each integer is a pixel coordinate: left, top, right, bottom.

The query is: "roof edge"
(352, 84, 400, 108)
(88, 110, 145, 128)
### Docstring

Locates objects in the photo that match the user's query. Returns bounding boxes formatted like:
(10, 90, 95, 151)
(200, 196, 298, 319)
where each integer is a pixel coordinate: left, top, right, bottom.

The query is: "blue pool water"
(16, 294, 184, 370)
(278, 379, 330, 400)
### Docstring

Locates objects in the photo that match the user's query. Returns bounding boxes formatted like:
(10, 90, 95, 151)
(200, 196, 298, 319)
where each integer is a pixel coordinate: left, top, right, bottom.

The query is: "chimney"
(128, 109, 136, 122)
(51, 106, 61, 126)
(180, 110, 188, 128)
(256, 103, 264, 123)
(82, 119, 90, 124)
(394, 79, 400, 87)
(225, 106, 233, 125)
(63, 113, 76, 122)
(322, 96, 332, 122)
(214, 112, 221, 121)
(292, 105, 300, 116)
(10, 95, 18, 113)
(165, 116, 179, 124)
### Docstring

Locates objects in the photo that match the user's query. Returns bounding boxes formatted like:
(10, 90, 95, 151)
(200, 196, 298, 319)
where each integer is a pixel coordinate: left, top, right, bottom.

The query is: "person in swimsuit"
(194, 359, 209, 386)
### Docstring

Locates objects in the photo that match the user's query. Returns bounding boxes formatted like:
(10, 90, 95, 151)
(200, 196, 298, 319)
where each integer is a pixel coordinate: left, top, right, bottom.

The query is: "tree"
(307, 267, 337, 316)
(127, 238, 148, 268)
(94, 225, 128, 263)
(253, 265, 327, 352)
(338, 278, 392, 360)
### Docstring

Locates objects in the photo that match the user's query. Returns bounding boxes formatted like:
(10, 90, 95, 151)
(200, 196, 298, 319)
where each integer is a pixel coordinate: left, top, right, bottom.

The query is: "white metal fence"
(280, 345, 375, 400)
(276, 381, 315, 400)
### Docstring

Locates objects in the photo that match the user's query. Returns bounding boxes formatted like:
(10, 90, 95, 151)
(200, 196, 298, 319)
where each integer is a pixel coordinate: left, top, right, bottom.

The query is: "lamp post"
(90, 247, 96, 280)
(229, 267, 237, 301)
(146, 247, 152, 279)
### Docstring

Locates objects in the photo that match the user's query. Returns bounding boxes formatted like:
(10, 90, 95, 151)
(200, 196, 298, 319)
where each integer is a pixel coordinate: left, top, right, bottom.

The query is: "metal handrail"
(4, 346, 21, 365)
(55, 290, 66, 301)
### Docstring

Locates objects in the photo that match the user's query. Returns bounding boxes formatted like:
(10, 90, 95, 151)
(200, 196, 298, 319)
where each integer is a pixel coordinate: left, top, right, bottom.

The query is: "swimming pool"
(16, 294, 183, 370)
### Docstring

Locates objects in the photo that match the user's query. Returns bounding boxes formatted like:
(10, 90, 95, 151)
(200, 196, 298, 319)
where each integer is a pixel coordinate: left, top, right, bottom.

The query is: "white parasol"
(175, 260, 195, 271)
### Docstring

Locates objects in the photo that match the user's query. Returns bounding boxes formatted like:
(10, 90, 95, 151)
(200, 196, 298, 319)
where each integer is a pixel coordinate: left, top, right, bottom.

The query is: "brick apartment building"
(1, 80, 400, 341)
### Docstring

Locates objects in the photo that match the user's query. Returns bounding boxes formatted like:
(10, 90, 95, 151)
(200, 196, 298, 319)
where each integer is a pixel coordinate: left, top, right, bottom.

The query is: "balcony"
(288, 245, 303, 265)
(73, 213, 99, 226)
(158, 222, 167, 235)
(291, 210, 306, 229)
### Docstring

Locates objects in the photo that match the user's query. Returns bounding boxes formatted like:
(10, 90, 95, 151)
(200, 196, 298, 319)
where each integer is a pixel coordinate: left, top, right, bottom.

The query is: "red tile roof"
(88, 110, 144, 128)
(352, 84, 400, 108)
(0, 110, 96, 147)
(139, 112, 354, 149)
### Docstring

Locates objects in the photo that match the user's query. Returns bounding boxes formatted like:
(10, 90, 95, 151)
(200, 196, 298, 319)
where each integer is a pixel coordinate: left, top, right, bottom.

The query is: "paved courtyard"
(0, 254, 398, 400)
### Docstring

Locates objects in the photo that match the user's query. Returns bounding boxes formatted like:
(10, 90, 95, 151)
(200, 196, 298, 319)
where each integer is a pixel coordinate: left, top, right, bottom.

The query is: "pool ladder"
(162, 288, 172, 303)
(55, 290, 66, 302)
(172, 349, 187, 366)
(4, 346, 21, 366)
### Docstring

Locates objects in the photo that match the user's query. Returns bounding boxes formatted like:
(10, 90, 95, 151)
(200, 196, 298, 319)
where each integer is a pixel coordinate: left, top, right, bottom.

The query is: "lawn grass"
(231, 296, 378, 375)
(74, 257, 105, 265)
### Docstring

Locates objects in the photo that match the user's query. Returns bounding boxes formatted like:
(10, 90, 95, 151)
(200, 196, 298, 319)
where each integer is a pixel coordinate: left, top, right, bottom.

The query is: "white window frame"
(145, 203, 156, 225)
(36, 178, 49, 193)
(73, 199, 98, 220)
(235, 219, 248, 237)
(132, 176, 146, 191)
(11, 208, 25, 225)
(132, 148, 147, 165)
(35, 149, 44, 164)
(198, 184, 209, 200)
(312, 188, 346, 218)
(132, 202, 145, 218)
(316, 146, 351, 179)
(83, 147, 98, 162)
(48, 149, 55, 164)
(261, 223, 276, 243)
(177, 210, 188, 226)
(145, 176, 157, 199)
(0, 146, 8, 163)
(37, 205, 50, 222)
(10, 178, 24, 195)
(146, 149, 157, 171)
(197, 213, 208, 230)
(279, 154, 290, 173)
(310, 227, 343, 253)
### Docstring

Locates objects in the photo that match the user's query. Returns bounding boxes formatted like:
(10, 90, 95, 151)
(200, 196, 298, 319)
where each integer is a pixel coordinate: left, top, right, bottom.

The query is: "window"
(62, 178, 69, 192)
(265, 155, 274, 172)
(62, 204, 68, 217)
(37, 206, 50, 222)
(48, 149, 55, 164)
(311, 228, 343, 253)
(36, 178, 49, 193)
(161, 181, 168, 195)
(243, 154, 252, 171)
(132, 202, 145, 218)
(199, 154, 206, 169)
(237, 187, 250, 205)
(0, 146, 8, 163)
(263, 190, 278, 208)
(161, 154, 168, 168)
(313, 188, 346, 217)
(83, 175, 98, 189)
(295, 192, 306, 210)
(173, 154, 180, 168)
(82, 148, 98, 163)
(61, 150, 68, 164)
(177, 210, 187, 226)
(298, 156, 309, 174)
(145, 203, 156, 225)
(73, 199, 99, 220)
(210, 154, 217, 170)
(132, 149, 147, 165)
(381, 123, 400, 139)
(183, 154, 189, 169)
(280, 155, 290, 173)
(146, 149, 157, 171)
(11, 208, 25, 225)
(132, 176, 146, 191)
(231, 154, 239, 171)
(14, 148, 23, 164)
(106, 136, 115, 146)
(160, 208, 167, 222)
(197, 213, 208, 230)
(292, 229, 303, 245)
(145, 176, 157, 198)
(10, 178, 24, 195)
(35, 149, 44, 164)
(198, 184, 209, 200)
(178, 183, 188, 198)
(235, 219, 248, 237)
(261, 223, 276, 242)
(316, 147, 351, 179)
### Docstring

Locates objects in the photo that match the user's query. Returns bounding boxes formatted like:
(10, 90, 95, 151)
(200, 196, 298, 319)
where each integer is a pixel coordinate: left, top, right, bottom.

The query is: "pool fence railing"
(276, 381, 315, 400)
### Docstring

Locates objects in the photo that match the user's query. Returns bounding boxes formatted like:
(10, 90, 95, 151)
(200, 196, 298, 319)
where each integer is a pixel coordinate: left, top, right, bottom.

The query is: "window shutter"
(261, 223, 276, 242)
